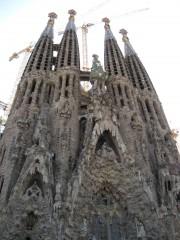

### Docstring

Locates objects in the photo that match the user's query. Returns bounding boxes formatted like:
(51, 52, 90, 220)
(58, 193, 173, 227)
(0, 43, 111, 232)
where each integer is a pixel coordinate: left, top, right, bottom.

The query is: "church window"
(28, 96, 32, 104)
(120, 99, 124, 107)
(22, 81, 28, 98)
(117, 85, 122, 96)
(111, 39, 125, 76)
(30, 79, 36, 94)
(36, 38, 47, 70)
(153, 101, 166, 129)
(59, 76, 62, 90)
(0, 147, 6, 165)
(112, 85, 116, 98)
(45, 83, 55, 104)
(124, 86, 129, 99)
(176, 192, 180, 202)
(0, 176, 4, 194)
(65, 90, 68, 98)
(164, 180, 172, 192)
(168, 180, 172, 191)
(67, 30, 73, 66)
(137, 98, 146, 122)
(66, 75, 70, 87)
(25, 211, 38, 230)
(126, 57, 137, 87)
(74, 33, 78, 66)
(132, 57, 144, 89)
(145, 99, 153, 119)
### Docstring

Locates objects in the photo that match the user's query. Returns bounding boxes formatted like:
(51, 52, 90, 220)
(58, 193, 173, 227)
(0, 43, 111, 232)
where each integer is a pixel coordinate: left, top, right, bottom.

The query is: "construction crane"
(9, 44, 33, 61)
(0, 100, 8, 111)
(8, 43, 34, 113)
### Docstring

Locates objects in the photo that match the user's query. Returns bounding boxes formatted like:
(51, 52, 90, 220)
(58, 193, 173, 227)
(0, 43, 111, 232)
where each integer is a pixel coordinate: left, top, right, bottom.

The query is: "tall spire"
(55, 9, 80, 70)
(24, 12, 57, 74)
(102, 18, 128, 77)
(120, 29, 153, 91)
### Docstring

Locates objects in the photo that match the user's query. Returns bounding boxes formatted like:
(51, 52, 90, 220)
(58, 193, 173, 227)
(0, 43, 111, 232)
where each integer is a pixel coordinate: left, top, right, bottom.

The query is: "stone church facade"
(0, 10, 180, 240)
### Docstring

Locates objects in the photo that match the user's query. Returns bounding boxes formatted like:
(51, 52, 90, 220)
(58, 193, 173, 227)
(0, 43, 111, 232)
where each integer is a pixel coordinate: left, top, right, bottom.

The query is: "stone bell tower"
(0, 9, 180, 240)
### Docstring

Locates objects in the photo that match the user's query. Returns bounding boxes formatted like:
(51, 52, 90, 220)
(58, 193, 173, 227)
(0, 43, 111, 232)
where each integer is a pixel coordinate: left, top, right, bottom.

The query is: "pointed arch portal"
(95, 130, 120, 159)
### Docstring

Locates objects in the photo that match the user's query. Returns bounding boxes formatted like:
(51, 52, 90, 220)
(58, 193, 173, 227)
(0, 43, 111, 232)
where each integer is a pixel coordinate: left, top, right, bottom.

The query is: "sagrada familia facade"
(0, 9, 180, 240)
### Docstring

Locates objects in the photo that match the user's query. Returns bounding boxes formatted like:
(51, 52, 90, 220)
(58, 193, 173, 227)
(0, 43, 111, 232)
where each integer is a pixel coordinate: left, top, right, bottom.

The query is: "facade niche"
(90, 214, 122, 240)
(36, 81, 43, 105)
(22, 81, 28, 99)
(72, 75, 76, 96)
(124, 85, 133, 110)
(137, 98, 146, 122)
(30, 80, 36, 94)
(117, 85, 122, 96)
(153, 101, 166, 129)
(95, 130, 119, 157)
(145, 99, 153, 120)
(165, 180, 172, 192)
(111, 85, 116, 103)
(79, 117, 87, 150)
(23, 172, 44, 201)
(27, 79, 36, 104)
(59, 76, 62, 90)
(0, 147, 6, 165)
(0, 176, 4, 194)
(56, 76, 62, 101)
(45, 83, 55, 104)
(25, 211, 38, 230)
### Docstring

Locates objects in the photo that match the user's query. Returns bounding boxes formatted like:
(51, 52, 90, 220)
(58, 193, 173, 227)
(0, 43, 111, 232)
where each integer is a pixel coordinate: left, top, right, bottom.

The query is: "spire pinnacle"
(119, 28, 136, 56)
(41, 12, 57, 38)
(102, 17, 114, 40)
(48, 12, 58, 25)
(68, 9, 76, 20)
(102, 17, 110, 29)
(119, 28, 129, 42)
(65, 9, 77, 31)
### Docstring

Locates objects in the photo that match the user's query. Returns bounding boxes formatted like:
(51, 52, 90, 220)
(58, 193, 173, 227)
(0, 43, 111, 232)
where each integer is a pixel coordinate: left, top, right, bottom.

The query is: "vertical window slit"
(0, 176, 4, 194)
(137, 98, 146, 122)
(153, 101, 166, 129)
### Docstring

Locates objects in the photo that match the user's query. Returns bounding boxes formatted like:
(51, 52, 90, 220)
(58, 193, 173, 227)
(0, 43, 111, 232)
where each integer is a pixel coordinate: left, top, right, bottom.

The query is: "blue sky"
(0, 0, 29, 19)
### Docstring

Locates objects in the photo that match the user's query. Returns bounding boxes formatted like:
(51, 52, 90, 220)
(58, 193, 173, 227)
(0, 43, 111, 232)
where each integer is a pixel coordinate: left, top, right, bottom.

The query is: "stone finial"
(68, 9, 77, 20)
(102, 17, 110, 24)
(47, 12, 57, 26)
(119, 28, 129, 42)
(102, 17, 110, 30)
(48, 12, 58, 20)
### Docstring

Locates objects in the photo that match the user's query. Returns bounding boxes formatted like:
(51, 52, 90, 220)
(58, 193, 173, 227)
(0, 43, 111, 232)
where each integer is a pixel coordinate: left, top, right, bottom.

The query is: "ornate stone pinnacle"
(119, 28, 129, 42)
(102, 17, 110, 30)
(119, 28, 128, 36)
(47, 12, 57, 26)
(68, 9, 76, 20)
(48, 12, 58, 20)
(102, 17, 110, 24)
